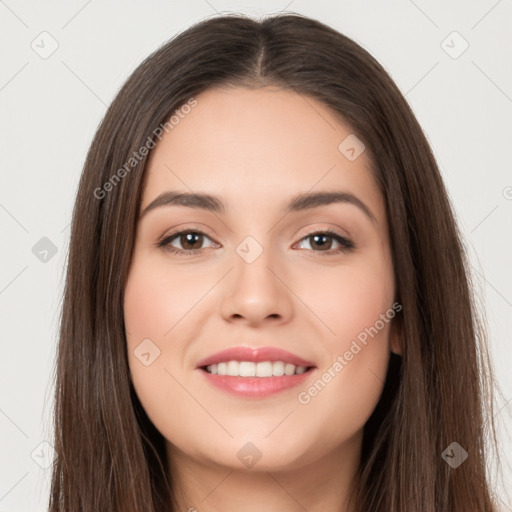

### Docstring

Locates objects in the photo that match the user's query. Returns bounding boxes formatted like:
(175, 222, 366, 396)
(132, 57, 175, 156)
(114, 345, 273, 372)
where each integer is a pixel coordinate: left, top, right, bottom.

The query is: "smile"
(204, 360, 310, 377)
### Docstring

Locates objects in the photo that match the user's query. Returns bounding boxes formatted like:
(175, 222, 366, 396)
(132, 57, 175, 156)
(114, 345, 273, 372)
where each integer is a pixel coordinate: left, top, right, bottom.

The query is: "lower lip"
(198, 367, 316, 398)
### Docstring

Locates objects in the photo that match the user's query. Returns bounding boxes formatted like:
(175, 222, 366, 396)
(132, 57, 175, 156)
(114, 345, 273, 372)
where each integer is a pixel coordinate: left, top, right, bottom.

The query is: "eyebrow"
(140, 190, 376, 223)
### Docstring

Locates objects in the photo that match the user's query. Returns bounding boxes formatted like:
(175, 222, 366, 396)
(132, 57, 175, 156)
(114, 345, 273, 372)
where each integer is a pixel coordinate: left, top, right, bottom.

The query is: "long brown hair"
(49, 12, 500, 511)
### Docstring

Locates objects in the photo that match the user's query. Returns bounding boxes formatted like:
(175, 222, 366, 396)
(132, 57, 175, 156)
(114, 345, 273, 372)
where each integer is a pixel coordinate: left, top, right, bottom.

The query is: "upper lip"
(196, 346, 316, 369)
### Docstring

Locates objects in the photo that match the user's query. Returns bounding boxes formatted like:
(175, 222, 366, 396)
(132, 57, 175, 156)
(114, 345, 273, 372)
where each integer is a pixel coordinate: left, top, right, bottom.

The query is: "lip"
(195, 345, 316, 369)
(195, 346, 317, 399)
(200, 369, 317, 399)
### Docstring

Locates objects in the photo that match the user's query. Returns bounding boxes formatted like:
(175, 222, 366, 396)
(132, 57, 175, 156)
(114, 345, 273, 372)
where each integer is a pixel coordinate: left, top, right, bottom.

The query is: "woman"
(49, 12, 500, 511)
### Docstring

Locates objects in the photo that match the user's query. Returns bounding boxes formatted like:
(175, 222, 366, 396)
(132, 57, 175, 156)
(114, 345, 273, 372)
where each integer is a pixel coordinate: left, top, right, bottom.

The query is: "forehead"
(141, 86, 384, 221)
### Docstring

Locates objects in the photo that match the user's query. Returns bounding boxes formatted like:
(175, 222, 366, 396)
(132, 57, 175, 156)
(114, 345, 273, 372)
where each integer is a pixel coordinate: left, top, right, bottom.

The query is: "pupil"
(183, 233, 201, 249)
(313, 234, 331, 250)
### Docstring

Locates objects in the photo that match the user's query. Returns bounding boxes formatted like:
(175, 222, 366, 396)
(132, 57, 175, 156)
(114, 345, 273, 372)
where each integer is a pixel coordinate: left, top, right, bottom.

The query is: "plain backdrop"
(0, 1, 511, 510)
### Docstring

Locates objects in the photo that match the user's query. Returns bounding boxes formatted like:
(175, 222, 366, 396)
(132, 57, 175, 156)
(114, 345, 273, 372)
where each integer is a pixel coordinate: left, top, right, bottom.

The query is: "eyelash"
(156, 227, 356, 257)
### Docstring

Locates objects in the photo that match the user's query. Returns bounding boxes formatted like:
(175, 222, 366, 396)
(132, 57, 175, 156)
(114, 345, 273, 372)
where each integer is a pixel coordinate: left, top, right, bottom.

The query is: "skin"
(123, 86, 402, 512)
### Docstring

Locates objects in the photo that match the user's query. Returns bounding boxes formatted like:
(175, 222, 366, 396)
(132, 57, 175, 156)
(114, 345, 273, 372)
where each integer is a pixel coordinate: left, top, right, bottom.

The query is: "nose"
(219, 245, 294, 327)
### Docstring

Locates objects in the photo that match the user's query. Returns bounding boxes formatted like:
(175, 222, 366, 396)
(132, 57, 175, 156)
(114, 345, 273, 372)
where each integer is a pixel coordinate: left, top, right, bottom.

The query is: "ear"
(390, 313, 403, 356)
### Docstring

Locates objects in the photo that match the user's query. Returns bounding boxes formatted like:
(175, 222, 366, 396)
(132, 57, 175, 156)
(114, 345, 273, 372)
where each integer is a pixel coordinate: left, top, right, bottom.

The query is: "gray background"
(0, 1, 511, 510)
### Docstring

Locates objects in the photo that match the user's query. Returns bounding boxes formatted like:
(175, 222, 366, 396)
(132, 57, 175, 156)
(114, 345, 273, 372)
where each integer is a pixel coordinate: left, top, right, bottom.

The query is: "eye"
(157, 228, 355, 256)
(295, 229, 355, 256)
(157, 229, 218, 255)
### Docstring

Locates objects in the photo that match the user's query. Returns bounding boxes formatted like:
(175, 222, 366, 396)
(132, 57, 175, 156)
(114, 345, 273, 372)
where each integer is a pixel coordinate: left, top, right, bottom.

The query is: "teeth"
(227, 360, 239, 376)
(239, 361, 256, 377)
(284, 363, 296, 375)
(272, 361, 284, 376)
(205, 361, 309, 377)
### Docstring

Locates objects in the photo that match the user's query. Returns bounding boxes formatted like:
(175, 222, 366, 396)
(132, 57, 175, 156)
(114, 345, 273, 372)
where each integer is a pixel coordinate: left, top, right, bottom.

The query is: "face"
(123, 86, 401, 473)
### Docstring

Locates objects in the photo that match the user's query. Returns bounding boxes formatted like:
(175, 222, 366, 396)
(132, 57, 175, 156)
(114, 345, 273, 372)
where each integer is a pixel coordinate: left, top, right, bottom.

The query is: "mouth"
(195, 346, 317, 399)
(200, 361, 316, 377)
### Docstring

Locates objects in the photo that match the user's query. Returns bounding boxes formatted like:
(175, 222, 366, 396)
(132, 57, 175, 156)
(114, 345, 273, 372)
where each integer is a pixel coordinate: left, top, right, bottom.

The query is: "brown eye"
(176, 232, 204, 250)
(296, 230, 355, 256)
(157, 228, 354, 257)
(158, 229, 217, 255)
(308, 233, 334, 251)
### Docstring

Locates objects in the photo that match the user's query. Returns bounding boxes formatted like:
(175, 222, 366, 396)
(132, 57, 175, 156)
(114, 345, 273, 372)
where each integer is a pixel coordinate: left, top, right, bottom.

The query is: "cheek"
(123, 259, 180, 382)
(296, 301, 392, 448)
(123, 271, 171, 343)
(123, 254, 222, 414)
(295, 250, 395, 346)
(123, 256, 210, 344)
(123, 260, 197, 436)
(292, 254, 394, 433)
